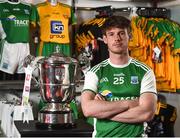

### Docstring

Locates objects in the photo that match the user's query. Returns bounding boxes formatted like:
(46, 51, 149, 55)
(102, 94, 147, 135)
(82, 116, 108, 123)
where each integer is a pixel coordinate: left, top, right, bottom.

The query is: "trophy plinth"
(36, 103, 76, 129)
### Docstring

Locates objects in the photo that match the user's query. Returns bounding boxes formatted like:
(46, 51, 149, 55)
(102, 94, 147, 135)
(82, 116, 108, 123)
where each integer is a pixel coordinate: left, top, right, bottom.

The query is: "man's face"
(103, 27, 129, 55)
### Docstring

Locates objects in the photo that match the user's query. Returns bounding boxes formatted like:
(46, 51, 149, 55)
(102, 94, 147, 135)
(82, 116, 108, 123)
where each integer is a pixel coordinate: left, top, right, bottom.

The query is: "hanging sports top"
(32, 2, 76, 44)
(0, 1, 34, 43)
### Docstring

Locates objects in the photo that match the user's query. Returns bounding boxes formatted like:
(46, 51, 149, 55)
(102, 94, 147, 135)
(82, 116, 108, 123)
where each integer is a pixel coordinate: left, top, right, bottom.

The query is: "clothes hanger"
(48, 0, 58, 6)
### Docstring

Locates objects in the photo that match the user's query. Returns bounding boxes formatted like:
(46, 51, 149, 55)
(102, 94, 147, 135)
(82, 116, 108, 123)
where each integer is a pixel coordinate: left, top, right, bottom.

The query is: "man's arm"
(109, 92, 157, 123)
(81, 90, 139, 119)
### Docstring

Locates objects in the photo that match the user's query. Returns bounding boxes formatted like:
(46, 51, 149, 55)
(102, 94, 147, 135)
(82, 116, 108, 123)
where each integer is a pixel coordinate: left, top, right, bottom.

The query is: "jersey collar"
(7, 0, 20, 5)
(108, 57, 132, 68)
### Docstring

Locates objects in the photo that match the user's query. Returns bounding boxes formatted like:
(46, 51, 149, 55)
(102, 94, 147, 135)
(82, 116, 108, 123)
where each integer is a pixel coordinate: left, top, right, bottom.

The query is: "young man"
(81, 16, 157, 137)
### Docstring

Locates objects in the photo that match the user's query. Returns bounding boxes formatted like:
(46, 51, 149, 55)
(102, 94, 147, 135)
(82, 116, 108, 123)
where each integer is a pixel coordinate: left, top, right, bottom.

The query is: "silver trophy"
(24, 51, 78, 128)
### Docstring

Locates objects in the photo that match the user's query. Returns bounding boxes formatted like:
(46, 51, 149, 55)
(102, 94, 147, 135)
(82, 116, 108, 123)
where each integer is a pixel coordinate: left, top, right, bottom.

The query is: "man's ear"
(128, 32, 132, 40)
(103, 35, 107, 44)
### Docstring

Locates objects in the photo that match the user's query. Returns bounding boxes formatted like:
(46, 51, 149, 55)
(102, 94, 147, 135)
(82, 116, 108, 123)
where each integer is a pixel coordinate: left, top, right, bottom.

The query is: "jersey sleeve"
(82, 71, 98, 93)
(70, 8, 77, 25)
(0, 21, 6, 40)
(30, 4, 39, 27)
(140, 69, 157, 94)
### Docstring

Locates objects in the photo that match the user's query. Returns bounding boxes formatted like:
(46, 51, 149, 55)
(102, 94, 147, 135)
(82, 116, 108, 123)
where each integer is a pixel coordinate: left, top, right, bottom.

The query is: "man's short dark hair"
(101, 16, 131, 35)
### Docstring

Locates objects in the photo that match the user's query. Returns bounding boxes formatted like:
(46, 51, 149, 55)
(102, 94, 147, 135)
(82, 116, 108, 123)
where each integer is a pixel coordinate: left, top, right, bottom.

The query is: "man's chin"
(111, 50, 127, 55)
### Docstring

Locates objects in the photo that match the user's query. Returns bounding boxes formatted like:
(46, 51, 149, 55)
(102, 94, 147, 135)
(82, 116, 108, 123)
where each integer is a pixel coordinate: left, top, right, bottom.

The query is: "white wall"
(158, 0, 180, 23)
(75, 0, 150, 8)
(24, 0, 150, 7)
(158, 0, 180, 7)
(74, 0, 150, 26)
(169, 5, 180, 23)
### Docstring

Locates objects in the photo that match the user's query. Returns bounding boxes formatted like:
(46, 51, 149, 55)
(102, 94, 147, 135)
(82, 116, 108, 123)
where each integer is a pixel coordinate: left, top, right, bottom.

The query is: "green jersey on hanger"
(0, 1, 35, 43)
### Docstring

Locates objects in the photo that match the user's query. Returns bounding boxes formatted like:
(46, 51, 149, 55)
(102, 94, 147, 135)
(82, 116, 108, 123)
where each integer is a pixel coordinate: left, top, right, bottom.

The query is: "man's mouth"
(113, 43, 122, 47)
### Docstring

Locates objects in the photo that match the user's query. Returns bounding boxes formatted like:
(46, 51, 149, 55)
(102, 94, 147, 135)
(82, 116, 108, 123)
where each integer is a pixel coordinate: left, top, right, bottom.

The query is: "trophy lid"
(38, 46, 78, 65)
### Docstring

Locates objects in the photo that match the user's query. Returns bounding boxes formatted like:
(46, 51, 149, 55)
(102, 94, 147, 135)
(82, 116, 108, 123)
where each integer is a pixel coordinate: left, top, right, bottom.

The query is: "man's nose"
(115, 35, 122, 41)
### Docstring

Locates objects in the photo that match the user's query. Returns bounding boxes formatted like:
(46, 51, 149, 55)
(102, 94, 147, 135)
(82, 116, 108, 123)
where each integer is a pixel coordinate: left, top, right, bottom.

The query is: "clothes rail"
(76, 6, 170, 18)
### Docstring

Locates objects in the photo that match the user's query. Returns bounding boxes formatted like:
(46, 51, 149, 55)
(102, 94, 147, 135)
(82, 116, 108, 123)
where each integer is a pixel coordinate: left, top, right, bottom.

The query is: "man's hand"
(94, 94, 106, 101)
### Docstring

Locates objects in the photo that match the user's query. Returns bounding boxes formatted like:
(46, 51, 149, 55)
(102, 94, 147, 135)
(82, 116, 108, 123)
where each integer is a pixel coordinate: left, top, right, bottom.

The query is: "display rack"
(0, 80, 38, 91)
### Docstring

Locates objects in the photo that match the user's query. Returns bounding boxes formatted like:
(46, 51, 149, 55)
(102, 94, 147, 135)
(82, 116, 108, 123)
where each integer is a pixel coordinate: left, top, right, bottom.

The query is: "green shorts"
(36, 41, 71, 57)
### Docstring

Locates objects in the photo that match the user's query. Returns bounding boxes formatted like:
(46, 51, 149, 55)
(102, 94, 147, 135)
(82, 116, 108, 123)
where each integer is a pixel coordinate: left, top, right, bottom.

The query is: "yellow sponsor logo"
(101, 90, 112, 97)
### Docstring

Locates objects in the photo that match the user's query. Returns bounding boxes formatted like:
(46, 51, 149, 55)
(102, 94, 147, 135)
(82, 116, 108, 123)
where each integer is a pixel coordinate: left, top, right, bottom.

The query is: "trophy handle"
(23, 54, 44, 88)
(32, 76, 40, 88)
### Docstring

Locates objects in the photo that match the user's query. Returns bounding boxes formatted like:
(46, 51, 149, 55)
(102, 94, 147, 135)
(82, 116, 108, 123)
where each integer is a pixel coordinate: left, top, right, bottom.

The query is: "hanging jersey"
(174, 55, 180, 92)
(36, 41, 71, 57)
(147, 101, 177, 137)
(33, 2, 76, 44)
(83, 58, 157, 137)
(0, 1, 34, 43)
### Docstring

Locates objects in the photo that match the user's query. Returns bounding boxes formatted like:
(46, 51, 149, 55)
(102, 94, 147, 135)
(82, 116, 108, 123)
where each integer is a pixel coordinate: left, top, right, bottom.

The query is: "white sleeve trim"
(82, 71, 98, 93)
(140, 69, 157, 94)
(0, 21, 6, 39)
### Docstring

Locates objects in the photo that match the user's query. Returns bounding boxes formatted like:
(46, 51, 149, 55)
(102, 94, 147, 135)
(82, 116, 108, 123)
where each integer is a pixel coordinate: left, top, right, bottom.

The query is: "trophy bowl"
(37, 54, 78, 104)
(36, 52, 79, 126)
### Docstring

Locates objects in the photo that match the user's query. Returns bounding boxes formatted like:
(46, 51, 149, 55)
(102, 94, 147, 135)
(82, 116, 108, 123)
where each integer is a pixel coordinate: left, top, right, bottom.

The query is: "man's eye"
(120, 32, 125, 35)
(108, 33, 114, 36)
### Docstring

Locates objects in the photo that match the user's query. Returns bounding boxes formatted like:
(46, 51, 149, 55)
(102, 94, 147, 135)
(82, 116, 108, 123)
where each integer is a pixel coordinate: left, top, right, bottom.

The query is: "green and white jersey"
(83, 57, 157, 137)
(0, 1, 35, 43)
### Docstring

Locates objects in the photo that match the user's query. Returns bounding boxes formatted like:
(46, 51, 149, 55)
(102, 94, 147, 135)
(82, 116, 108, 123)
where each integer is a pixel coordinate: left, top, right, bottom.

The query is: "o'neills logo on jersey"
(100, 77, 109, 83)
(3, 9, 9, 13)
(14, 19, 29, 26)
(13, 8, 20, 11)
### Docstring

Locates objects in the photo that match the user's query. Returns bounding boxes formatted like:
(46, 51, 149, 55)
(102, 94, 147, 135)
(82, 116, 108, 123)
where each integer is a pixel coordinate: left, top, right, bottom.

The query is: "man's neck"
(109, 52, 130, 65)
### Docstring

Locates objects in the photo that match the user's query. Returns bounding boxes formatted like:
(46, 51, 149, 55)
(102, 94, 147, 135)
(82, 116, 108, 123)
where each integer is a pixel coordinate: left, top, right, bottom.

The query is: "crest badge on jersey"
(24, 9, 30, 15)
(2, 62, 9, 69)
(101, 90, 112, 98)
(51, 21, 64, 34)
(63, 14, 69, 19)
(131, 76, 139, 84)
